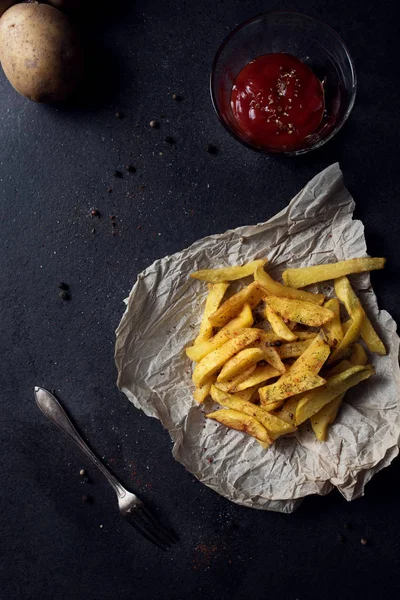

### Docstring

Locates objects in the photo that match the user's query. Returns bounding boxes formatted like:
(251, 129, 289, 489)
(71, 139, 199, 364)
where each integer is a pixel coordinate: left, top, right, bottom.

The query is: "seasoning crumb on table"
(126, 165, 136, 173)
(360, 538, 368, 546)
(79, 469, 86, 476)
(149, 120, 159, 128)
(115, 111, 123, 119)
(91, 209, 100, 217)
(59, 290, 70, 301)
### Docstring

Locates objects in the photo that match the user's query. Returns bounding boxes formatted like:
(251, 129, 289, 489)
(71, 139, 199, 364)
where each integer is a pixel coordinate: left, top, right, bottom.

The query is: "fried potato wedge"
(206, 408, 272, 444)
(214, 365, 257, 392)
(264, 305, 297, 341)
(265, 296, 334, 327)
(360, 316, 386, 355)
(232, 364, 281, 391)
(233, 387, 258, 402)
(210, 386, 296, 440)
(190, 259, 266, 282)
(289, 331, 330, 375)
(323, 298, 343, 348)
(334, 276, 385, 355)
(275, 396, 301, 425)
(254, 265, 325, 304)
(259, 332, 330, 407)
(217, 347, 265, 382)
(259, 373, 326, 408)
(208, 281, 264, 327)
(350, 343, 368, 366)
(253, 340, 286, 374)
(192, 328, 261, 386)
(310, 394, 344, 441)
(277, 339, 313, 359)
(312, 347, 369, 439)
(193, 376, 216, 404)
(194, 282, 229, 345)
(186, 303, 254, 362)
(282, 257, 386, 288)
(328, 277, 366, 363)
(295, 364, 374, 425)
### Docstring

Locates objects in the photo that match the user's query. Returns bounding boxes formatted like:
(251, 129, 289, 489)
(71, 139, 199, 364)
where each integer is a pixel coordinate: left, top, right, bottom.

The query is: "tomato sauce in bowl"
(230, 53, 325, 151)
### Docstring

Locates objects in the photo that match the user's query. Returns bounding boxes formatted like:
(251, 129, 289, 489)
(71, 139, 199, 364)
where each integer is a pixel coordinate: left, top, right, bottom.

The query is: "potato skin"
(0, 3, 82, 103)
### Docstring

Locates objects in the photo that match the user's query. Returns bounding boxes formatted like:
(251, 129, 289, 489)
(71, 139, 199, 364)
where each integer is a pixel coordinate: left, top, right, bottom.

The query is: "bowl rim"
(209, 10, 357, 156)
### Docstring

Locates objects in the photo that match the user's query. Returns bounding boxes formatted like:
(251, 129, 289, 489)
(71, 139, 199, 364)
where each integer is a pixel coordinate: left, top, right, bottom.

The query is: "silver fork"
(34, 386, 177, 551)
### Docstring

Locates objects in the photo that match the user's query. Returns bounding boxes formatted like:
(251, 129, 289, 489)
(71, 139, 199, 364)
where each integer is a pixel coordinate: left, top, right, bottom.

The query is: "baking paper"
(115, 163, 400, 513)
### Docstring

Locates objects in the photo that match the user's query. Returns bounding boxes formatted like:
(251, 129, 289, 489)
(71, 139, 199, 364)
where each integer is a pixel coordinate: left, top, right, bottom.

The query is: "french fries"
(323, 298, 343, 348)
(282, 257, 386, 288)
(192, 328, 261, 387)
(190, 259, 266, 282)
(210, 386, 296, 440)
(208, 282, 264, 327)
(264, 296, 334, 327)
(186, 303, 254, 362)
(194, 282, 229, 345)
(206, 408, 272, 445)
(217, 347, 265, 382)
(265, 305, 297, 341)
(186, 254, 386, 447)
(295, 365, 374, 425)
(254, 266, 325, 304)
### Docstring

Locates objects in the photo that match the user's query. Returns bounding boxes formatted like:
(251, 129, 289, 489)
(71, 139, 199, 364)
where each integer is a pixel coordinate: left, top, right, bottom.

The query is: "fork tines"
(124, 504, 177, 551)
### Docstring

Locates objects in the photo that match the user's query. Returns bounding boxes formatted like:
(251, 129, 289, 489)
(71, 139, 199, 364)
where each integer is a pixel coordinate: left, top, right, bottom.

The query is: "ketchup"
(231, 53, 325, 150)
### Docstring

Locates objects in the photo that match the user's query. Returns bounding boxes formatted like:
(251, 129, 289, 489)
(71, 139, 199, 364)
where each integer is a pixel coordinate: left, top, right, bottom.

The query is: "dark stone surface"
(1, 1, 399, 598)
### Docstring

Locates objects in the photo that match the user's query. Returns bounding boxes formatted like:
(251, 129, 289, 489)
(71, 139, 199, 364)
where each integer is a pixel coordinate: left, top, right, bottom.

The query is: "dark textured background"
(1, 1, 399, 599)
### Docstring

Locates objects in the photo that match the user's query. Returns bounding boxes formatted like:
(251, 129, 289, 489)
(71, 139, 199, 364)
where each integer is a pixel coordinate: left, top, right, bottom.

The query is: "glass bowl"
(210, 11, 357, 155)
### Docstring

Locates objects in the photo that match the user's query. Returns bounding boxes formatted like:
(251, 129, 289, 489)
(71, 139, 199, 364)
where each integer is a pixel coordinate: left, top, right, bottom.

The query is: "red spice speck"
(207, 458, 213, 464)
(192, 543, 219, 570)
(137, 225, 142, 229)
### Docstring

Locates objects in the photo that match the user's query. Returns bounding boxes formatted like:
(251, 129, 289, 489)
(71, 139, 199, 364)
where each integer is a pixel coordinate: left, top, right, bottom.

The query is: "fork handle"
(34, 387, 127, 499)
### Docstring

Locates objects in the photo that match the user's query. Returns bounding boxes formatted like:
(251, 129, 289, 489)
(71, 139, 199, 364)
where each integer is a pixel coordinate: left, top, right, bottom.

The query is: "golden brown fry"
(275, 396, 301, 425)
(311, 347, 368, 440)
(192, 328, 261, 387)
(254, 265, 325, 304)
(342, 319, 352, 334)
(214, 365, 257, 392)
(259, 332, 330, 407)
(259, 373, 326, 408)
(360, 316, 386, 355)
(350, 343, 368, 366)
(265, 296, 334, 327)
(190, 259, 266, 282)
(208, 282, 264, 327)
(232, 364, 281, 391)
(217, 347, 265, 382)
(295, 365, 374, 425)
(186, 303, 254, 362)
(328, 277, 366, 364)
(253, 339, 286, 374)
(264, 305, 297, 341)
(282, 257, 386, 288)
(206, 408, 272, 444)
(193, 282, 229, 345)
(310, 395, 344, 441)
(233, 387, 258, 402)
(210, 386, 296, 439)
(193, 376, 216, 403)
(323, 298, 343, 348)
(277, 339, 313, 359)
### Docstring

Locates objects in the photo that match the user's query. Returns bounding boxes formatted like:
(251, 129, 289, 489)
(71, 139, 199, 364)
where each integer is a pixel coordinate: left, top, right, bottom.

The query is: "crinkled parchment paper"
(115, 163, 400, 513)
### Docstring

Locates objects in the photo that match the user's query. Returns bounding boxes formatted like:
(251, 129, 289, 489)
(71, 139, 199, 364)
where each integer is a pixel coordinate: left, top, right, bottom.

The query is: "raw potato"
(0, 3, 82, 103)
(0, 0, 18, 19)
